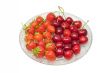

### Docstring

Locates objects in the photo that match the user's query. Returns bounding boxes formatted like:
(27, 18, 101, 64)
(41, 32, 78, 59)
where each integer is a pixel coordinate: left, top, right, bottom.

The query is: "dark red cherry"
(55, 27, 63, 34)
(72, 44, 80, 55)
(52, 20, 60, 27)
(56, 42, 63, 48)
(65, 17, 73, 25)
(62, 36, 71, 44)
(78, 29, 87, 36)
(69, 25, 78, 33)
(56, 16, 64, 23)
(64, 44, 72, 50)
(61, 22, 70, 29)
(74, 21, 82, 28)
(72, 41, 79, 47)
(71, 32, 79, 40)
(63, 29, 71, 37)
(79, 36, 88, 44)
(55, 48, 64, 58)
(64, 50, 74, 60)
(53, 35, 62, 42)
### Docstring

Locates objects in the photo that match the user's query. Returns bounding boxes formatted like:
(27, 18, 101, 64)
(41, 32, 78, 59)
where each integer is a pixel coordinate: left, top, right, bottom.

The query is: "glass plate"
(19, 12, 92, 65)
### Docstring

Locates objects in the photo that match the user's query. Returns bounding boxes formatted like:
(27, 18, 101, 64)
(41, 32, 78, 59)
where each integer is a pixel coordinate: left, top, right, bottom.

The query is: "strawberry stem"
(34, 32, 39, 35)
(46, 43, 52, 48)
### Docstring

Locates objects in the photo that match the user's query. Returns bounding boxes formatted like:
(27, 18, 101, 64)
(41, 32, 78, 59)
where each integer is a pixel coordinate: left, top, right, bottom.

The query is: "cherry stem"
(82, 20, 89, 28)
(53, 11, 60, 15)
(58, 6, 66, 19)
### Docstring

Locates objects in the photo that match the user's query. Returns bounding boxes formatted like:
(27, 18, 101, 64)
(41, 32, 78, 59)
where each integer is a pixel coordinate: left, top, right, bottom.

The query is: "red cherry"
(56, 42, 63, 48)
(64, 44, 72, 51)
(52, 20, 60, 27)
(78, 29, 87, 36)
(74, 21, 82, 28)
(71, 32, 79, 40)
(72, 44, 80, 55)
(56, 16, 64, 23)
(64, 50, 74, 60)
(65, 17, 73, 25)
(55, 48, 64, 58)
(61, 22, 70, 29)
(46, 12, 55, 22)
(53, 35, 62, 42)
(55, 27, 63, 34)
(79, 36, 88, 44)
(63, 29, 71, 37)
(69, 25, 78, 33)
(62, 36, 71, 44)
(72, 41, 79, 47)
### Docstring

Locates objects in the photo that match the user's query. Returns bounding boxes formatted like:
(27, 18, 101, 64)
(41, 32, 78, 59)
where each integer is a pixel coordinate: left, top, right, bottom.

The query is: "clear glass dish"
(19, 12, 92, 65)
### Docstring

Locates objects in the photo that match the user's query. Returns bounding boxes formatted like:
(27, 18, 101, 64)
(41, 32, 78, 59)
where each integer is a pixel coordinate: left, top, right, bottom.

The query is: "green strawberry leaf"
(46, 43, 52, 48)
(32, 47, 40, 55)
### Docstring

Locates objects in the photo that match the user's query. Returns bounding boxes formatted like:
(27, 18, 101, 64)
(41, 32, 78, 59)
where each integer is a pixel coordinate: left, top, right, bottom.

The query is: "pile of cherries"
(52, 15, 88, 60)
(25, 12, 88, 62)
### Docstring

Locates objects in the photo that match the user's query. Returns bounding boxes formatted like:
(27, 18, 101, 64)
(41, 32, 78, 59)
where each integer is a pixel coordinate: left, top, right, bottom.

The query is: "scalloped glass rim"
(19, 12, 92, 65)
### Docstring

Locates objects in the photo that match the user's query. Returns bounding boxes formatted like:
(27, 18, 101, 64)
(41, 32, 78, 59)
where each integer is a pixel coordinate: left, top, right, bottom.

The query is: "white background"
(0, 0, 110, 73)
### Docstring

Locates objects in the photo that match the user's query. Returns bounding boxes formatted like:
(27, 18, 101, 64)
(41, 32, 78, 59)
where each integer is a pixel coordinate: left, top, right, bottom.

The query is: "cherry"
(55, 48, 64, 58)
(62, 36, 71, 44)
(63, 29, 71, 37)
(69, 25, 78, 33)
(74, 21, 82, 28)
(53, 35, 62, 42)
(64, 44, 72, 50)
(72, 44, 80, 55)
(55, 27, 63, 34)
(65, 17, 73, 25)
(56, 42, 63, 48)
(71, 32, 79, 40)
(61, 22, 70, 29)
(56, 16, 64, 23)
(52, 20, 60, 27)
(79, 36, 88, 44)
(78, 29, 87, 36)
(72, 41, 79, 47)
(64, 50, 74, 60)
